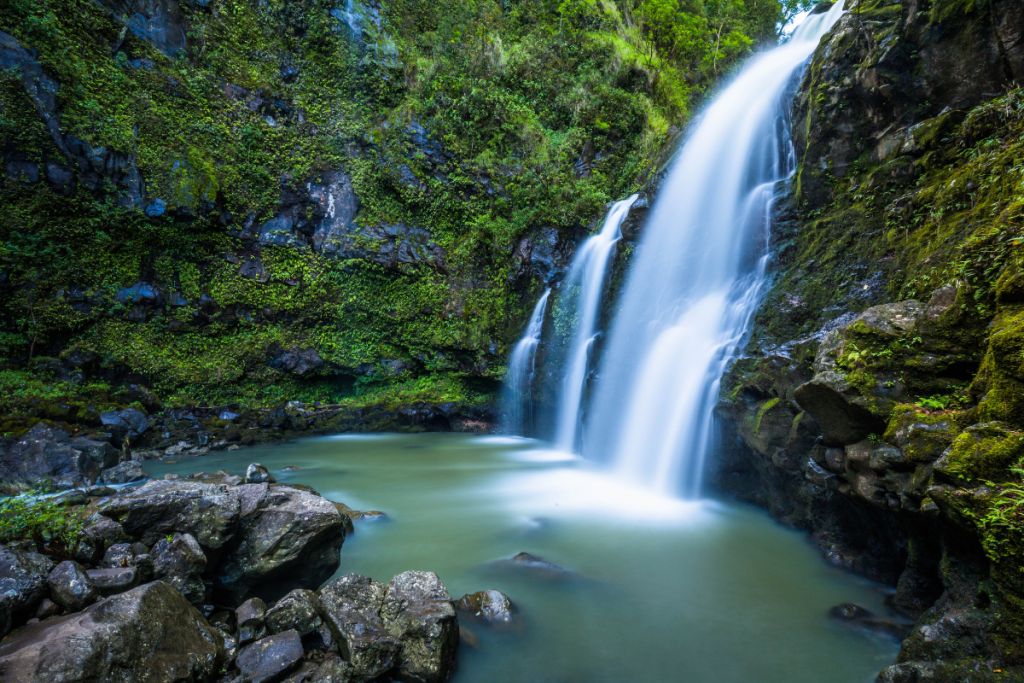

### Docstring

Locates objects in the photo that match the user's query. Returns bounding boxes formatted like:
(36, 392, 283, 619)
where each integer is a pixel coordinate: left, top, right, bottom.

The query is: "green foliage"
(0, 493, 87, 560)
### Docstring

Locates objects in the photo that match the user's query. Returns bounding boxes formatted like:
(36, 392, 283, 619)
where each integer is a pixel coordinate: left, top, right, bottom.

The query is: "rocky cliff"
(714, 1, 1024, 680)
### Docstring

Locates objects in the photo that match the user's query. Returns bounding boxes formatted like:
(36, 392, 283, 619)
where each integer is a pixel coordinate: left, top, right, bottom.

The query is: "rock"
(246, 462, 276, 484)
(268, 344, 326, 377)
(86, 566, 139, 596)
(152, 532, 207, 606)
(100, 479, 241, 550)
(33, 598, 59, 620)
(455, 590, 515, 624)
(47, 560, 99, 613)
(495, 551, 575, 580)
(101, 460, 148, 484)
(0, 581, 224, 682)
(310, 655, 357, 683)
(237, 596, 268, 645)
(215, 485, 344, 605)
(379, 571, 458, 683)
(318, 574, 399, 683)
(265, 589, 335, 650)
(87, 485, 116, 496)
(236, 630, 305, 683)
(70, 437, 120, 471)
(100, 408, 150, 446)
(828, 603, 911, 639)
(0, 546, 54, 624)
(0, 423, 100, 491)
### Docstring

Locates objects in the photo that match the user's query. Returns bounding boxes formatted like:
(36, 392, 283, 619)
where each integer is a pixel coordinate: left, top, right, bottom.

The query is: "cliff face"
(715, 1, 1024, 680)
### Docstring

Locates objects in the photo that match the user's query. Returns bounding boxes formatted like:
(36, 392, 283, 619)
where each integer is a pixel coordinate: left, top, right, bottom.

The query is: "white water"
(553, 195, 638, 451)
(583, 4, 846, 496)
(502, 289, 551, 435)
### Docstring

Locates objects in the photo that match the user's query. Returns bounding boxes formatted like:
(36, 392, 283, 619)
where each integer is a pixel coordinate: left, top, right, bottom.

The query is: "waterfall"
(583, 4, 846, 496)
(502, 289, 551, 435)
(553, 195, 638, 452)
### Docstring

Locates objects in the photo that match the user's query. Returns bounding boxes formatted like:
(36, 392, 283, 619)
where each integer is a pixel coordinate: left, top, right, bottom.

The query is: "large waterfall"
(502, 289, 551, 435)
(582, 4, 846, 496)
(553, 195, 638, 451)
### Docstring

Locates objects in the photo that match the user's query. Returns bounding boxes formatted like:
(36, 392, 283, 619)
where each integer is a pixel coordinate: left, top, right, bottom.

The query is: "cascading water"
(553, 195, 638, 451)
(502, 289, 551, 435)
(584, 4, 846, 496)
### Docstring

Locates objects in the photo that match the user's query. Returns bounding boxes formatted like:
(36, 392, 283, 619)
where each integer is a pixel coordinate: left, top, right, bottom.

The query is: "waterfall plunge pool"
(145, 433, 899, 682)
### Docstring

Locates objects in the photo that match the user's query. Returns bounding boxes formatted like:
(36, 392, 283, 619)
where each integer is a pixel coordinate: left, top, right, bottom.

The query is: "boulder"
(237, 596, 268, 645)
(379, 571, 459, 683)
(268, 345, 325, 377)
(310, 655, 357, 683)
(69, 437, 120, 470)
(152, 532, 207, 606)
(246, 463, 276, 484)
(455, 590, 515, 624)
(0, 546, 53, 625)
(86, 567, 139, 597)
(265, 589, 335, 650)
(47, 561, 99, 613)
(100, 408, 150, 446)
(101, 460, 148, 484)
(236, 630, 305, 683)
(0, 423, 100, 491)
(318, 574, 399, 683)
(0, 581, 224, 682)
(215, 485, 344, 605)
(100, 479, 241, 550)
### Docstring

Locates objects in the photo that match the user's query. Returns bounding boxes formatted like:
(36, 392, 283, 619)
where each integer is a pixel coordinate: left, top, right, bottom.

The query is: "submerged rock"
(456, 590, 515, 624)
(493, 552, 576, 580)
(0, 581, 224, 682)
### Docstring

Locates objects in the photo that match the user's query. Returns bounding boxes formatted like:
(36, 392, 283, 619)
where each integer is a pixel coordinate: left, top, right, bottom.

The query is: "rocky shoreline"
(0, 462, 515, 682)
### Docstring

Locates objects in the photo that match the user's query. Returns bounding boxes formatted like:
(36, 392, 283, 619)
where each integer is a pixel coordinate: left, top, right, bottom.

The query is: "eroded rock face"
(0, 581, 224, 682)
(215, 485, 344, 605)
(318, 574, 398, 683)
(101, 479, 241, 550)
(379, 571, 458, 683)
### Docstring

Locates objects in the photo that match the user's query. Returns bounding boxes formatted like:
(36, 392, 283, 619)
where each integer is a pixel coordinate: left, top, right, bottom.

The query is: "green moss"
(754, 397, 780, 434)
(938, 423, 1024, 484)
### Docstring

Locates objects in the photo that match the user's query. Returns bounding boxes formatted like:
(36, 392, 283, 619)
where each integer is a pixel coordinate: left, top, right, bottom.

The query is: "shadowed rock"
(379, 571, 459, 683)
(236, 629, 304, 683)
(319, 574, 398, 683)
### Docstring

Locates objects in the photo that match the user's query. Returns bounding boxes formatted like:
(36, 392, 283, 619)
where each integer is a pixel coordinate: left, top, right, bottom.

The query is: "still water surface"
(145, 433, 899, 683)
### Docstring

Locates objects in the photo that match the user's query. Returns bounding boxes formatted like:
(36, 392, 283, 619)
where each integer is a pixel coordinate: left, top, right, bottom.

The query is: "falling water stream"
(501, 289, 551, 435)
(582, 3, 847, 495)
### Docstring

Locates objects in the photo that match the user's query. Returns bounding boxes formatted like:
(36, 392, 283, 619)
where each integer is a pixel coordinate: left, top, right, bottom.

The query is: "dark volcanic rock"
(0, 423, 100, 491)
(215, 485, 345, 605)
(0, 581, 224, 682)
(152, 532, 207, 606)
(86, 566, 140, 597)
(100, 479, 241, 550)
(69, 437, 120, 471)
(268, 344, 326, 377)
(318, 574, 398, 683)
(47, 561, 99, 613)
(456, 590, 515, 624)
(236, 596, 268, 645)
(236, 630, 304, 683)
(0, 547, 54, 626)
(265, 588, 335, 650)
(101, 460, 148, 484)
(379, 571, 459, 683)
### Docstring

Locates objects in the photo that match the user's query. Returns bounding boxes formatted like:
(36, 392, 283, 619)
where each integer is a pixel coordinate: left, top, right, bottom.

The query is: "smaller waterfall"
(502, 289, 551, 435)
(553, 195, 638, 452)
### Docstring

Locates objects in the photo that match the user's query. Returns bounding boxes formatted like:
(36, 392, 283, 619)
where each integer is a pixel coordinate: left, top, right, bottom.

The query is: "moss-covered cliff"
(0, 0, 786, 431)
(716, 0, 1024, 679)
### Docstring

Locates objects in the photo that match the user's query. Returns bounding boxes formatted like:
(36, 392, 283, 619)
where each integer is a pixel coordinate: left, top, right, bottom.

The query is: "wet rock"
(87, 484, 116, 496)
(33, 598, 59, 620)
(237, 596, 268, 645)
(100, 479, 241, 550)
(318, 574, 399, 683)
(494, 552, 575, 580)
(0, 423, 100, 491)
(0, 581, 224, 682)
(101, 460, 148, 484)
(100, 408, 150, 446)
(310, 655, 357, 683)
(152, 532, 207, 606)
(265, 589, 335, 650)
(236, 630, 305, 683)
(86, 566, 139, 596)
(70, 437, 120, 471)
(0, 546, 54, 624)
(215, 485, 344, 605)
(379, 571, 458, 683)
(455, 590, 515, 624)
(268, 344, 326, 377)
(47, 560, 99, 613)
(828, 603, 910, 639)
(246, 462, 276, 484)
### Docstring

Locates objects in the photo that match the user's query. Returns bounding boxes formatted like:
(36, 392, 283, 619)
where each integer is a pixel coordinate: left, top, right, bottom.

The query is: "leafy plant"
(916, 394, 952, 411)
(0, 493, 87, 560)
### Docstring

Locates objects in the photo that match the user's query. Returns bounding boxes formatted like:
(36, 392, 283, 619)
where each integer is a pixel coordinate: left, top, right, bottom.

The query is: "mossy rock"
(935, 422, 1024, 484)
